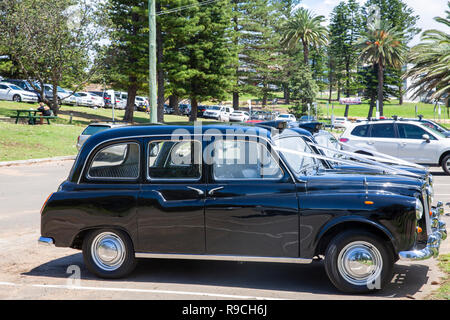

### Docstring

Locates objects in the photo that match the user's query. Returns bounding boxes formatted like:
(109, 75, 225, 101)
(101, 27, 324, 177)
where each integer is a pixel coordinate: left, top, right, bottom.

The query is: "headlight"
(416, 198, 424, 220)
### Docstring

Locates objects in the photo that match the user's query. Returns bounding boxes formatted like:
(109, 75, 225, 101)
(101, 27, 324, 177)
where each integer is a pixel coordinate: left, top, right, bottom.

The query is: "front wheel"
(324, 230, 394, 293)
(13, 95, 21, 102)
(82, 229, 137, 279)
(442, 154, 450, 175)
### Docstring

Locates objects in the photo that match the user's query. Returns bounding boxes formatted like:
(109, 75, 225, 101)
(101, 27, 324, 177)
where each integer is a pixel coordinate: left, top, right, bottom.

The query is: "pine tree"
(329, 0, 364, 117)
(103, 0, 149, 122)
(163, 0, 236, 121)
(237, 0, 282, 107)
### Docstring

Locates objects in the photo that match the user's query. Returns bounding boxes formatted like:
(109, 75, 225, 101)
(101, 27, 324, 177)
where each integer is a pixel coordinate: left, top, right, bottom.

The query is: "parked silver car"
(0, 82, 39, 103)
(77, 123, 129, 151)
(340, 120, 450, 174)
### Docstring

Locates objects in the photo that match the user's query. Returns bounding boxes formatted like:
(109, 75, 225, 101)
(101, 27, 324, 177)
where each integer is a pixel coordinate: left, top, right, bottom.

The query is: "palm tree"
(357, 22, 407, 116)
(404, 2, 450, 105)
(281, 8, 328, 65)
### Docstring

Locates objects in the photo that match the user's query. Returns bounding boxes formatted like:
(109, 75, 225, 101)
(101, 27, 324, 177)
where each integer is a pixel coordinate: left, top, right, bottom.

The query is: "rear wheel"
(82, 229, 137, 279)
(324, 230, 394, 293)
(442, 154, 450, 175)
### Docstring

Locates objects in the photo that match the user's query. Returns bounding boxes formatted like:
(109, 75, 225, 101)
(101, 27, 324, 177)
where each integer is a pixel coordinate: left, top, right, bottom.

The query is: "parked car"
(3, 79, 54, 102)
(229, 110, 250, 122)
(39, 123, 446, 293)
(163, 104, 174, 114)
(89, 91, 112, 108)
(298, 115, 317, 122)
(197, 105, 209, 118)
(275, 114, 296, 122)
(333, 116, 351, 129)
(390, 116, 450, 138)
(114, 92, 128, 109)
(202, 105, 234, 121)
(76, 92, 105, 108)
(76, 122, 129, 151)
(135, 96, 149, 112)
(250, 111, 276, 121)
(340, 120, 450, 174)
(61, 91, 80, 106)
(43, 84, 72, 105)
(178, 104, 191, 116)
(0, 82, 39, 103)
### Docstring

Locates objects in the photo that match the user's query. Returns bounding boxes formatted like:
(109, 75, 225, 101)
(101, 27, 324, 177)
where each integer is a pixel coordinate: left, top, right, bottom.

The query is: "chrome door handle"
(208, 186, 224, 195)
(186, 186, 204, 196)
(367, 141, 374, 145)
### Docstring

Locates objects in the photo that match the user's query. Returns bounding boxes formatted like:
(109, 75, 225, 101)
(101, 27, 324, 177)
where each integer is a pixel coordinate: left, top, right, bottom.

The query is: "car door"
(204, 137, 299, 258)
(367, 123, 399, 157)
(396, 123, 441, 164)
(138, 137, 206, 254)
(0, 84, 9, 100)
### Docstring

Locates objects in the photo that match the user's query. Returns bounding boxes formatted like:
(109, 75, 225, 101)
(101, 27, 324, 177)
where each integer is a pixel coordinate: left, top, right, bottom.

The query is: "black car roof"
(82, 123, 275, 149)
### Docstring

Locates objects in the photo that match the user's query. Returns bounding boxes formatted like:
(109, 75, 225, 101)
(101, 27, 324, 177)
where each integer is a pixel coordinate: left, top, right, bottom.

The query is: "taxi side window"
(148, 140, 202, 180)
(88, 143, 140, 179)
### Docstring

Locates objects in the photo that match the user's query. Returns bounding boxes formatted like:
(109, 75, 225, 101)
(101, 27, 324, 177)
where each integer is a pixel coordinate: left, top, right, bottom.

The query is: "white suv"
(203, 105, 234, 121)
(340, 120, 450, 174)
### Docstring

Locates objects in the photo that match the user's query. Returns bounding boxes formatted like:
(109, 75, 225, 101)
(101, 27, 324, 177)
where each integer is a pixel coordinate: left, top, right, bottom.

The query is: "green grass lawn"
(315, 98, 450, 121)
(0, 122, 83, 161)
(0, 101, 214, 161)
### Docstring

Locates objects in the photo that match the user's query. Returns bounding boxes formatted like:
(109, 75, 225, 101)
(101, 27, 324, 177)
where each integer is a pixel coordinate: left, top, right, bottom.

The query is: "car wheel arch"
(314, 218, 397, 259)
(70, 226, 135, 250)
(439, 150, 450, 165)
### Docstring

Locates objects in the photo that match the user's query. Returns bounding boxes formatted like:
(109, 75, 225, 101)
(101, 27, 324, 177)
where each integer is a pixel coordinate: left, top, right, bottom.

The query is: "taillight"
(40, 193, 53, 215)
(339, 138, 349, 143)
(77, 135, 80, 143)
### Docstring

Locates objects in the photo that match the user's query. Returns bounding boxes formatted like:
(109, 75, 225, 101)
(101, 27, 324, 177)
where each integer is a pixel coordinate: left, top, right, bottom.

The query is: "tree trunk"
(337, 79, 341, 101)
(124, 77, 137, 123)
(50, 81, 59, 115)
(302, 40, 309, 65)
(189, 97, 198, 122)
(156, 1, 164, 123)
(284, 84, 290, 104)
(398, 84, 403, 105)
(169, 95, 179, 115)
(368, 97, 375, 119)
(233, 91, 239, 110)
(377, 62, 384, 116)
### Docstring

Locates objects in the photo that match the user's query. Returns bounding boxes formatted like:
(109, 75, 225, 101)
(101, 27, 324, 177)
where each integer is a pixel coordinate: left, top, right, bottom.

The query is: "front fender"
(299, 193, 417, 259)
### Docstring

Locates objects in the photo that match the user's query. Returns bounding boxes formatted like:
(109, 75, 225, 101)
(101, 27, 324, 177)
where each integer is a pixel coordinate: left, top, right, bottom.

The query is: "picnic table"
(10, 109, 58, 125)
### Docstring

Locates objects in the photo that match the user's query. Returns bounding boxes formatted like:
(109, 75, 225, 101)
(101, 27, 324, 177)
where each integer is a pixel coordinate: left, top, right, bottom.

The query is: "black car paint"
(41, 124, 424, 260)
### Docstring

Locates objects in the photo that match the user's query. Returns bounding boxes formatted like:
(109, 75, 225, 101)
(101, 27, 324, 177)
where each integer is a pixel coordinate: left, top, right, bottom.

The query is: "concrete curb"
(0, 155, 76, 167)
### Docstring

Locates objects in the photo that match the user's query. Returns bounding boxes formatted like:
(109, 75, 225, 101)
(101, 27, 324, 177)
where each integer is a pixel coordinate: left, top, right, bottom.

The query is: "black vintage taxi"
(38, 124, 447, 293)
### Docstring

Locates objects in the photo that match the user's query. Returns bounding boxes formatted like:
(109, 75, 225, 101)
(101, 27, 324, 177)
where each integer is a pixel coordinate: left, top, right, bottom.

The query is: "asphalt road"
(0, 160, 448, 300)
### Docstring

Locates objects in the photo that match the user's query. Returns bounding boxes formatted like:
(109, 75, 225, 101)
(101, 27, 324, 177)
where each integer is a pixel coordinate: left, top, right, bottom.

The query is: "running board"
(135, 252, 312, 264)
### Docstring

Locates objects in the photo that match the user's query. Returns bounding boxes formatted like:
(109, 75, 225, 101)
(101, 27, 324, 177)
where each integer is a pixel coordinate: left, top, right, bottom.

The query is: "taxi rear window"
(82, 125, 110, 136)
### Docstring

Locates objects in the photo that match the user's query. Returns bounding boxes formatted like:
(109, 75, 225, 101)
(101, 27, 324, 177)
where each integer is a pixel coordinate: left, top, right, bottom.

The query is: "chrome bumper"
(38, 236, 55, 247)
(399, 202, 447, 261)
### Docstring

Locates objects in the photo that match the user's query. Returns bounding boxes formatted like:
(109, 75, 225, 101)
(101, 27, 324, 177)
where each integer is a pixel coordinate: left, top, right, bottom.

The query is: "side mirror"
(422, 134, 431, 142)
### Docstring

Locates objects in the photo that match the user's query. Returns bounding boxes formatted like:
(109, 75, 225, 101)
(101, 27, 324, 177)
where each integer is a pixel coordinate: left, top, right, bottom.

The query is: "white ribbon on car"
(335, 141, 426, 170)
(273, 144, 422, 178)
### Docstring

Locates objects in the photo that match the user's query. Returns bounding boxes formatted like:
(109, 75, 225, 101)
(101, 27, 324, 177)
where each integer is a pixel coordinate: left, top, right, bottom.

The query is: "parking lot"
(0, 160, 448, 300)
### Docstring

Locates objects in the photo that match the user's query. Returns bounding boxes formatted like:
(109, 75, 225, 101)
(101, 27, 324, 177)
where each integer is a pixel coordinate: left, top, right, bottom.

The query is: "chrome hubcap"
(337, 241, 383, 286)
(91, 232, 126, 271)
